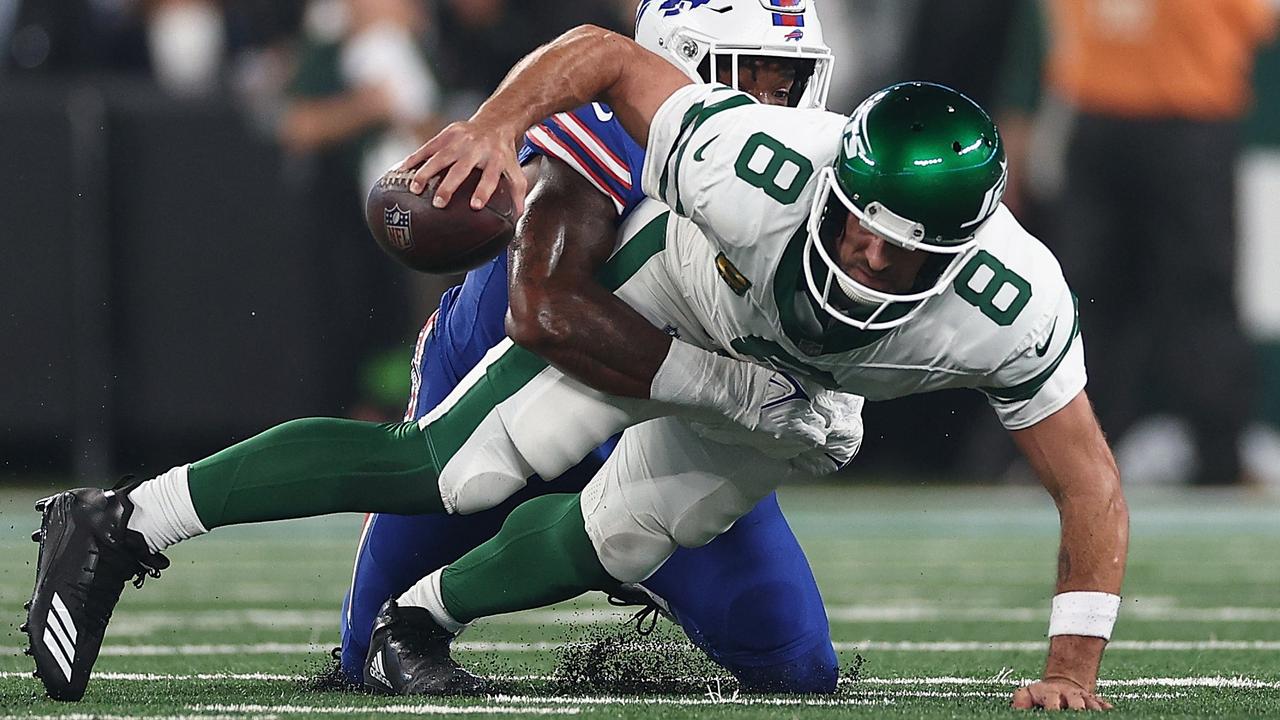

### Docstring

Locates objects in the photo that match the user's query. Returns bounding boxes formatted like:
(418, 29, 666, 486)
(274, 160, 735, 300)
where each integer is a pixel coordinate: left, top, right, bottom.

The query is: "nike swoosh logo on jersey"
(591, 103, 613, 122)
(1035, 318, 1058, 357)
(693, 135, 720, 162)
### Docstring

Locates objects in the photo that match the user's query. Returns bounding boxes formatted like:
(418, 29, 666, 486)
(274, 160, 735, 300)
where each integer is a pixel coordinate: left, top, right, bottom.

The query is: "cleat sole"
(31, 530, 42, 542)
(23, 600, 31, 611)
(19, 623, 28, 633)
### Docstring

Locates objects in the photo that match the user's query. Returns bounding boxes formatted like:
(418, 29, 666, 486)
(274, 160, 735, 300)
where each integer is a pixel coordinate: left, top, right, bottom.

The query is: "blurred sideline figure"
(147, 0, 225, 96)
(280, 0, 441, 196)
(1040, 0, 1277, 485)
(279, 0, 441, 418)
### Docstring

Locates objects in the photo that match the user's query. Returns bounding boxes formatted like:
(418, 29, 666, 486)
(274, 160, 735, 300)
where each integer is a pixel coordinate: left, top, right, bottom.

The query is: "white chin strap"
(802, 166, 980, 331)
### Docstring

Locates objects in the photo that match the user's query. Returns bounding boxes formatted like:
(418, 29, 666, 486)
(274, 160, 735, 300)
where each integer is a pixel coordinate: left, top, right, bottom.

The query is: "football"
(365, 167, 516, 274)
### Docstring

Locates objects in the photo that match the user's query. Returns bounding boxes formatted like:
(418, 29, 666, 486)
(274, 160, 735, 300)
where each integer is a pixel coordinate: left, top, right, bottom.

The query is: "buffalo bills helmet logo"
(639, 0, 713, 19)
(784, 29, 804, 41)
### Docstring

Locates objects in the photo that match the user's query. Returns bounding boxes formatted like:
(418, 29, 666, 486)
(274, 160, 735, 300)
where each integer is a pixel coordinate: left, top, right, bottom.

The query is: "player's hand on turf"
(789, 391, 865, 475)
(397, 119, 528, 215)
(1011, 678, 1114, 711)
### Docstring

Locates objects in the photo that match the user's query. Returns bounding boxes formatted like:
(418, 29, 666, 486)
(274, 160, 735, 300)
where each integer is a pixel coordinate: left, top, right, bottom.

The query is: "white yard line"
(834, 640, 1280, 652)
(856, 675, 1280, 689)
(5, 638, 1280, 658)
(0, 671, 302, 681)
(1, 716, 261, 720)
(191, 704, 575, 716)
(485, 695, 890, 707)
(3, 671, 1275, 690)
(108, 610, 333, 637)
(96, 604, 1280, 636)
(825, 605, 1280, 623)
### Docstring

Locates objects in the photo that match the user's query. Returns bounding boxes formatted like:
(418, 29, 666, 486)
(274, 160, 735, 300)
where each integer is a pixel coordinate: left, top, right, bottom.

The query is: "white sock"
(124, 464, 208, 553)
(398, 568, 467, 635)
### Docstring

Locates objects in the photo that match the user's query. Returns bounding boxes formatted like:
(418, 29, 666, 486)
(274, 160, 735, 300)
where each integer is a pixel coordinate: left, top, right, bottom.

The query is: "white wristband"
(1048, 591, 1121, 640)
(650, 339, 768, 426)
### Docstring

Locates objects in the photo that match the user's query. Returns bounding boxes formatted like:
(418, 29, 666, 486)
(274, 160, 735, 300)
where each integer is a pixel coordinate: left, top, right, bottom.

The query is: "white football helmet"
(635, 0, 835, 109)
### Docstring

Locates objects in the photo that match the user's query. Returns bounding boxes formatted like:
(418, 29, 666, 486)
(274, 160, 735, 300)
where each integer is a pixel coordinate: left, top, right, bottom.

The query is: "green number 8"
(733, 132, 814, 205)
(954, 250, 1032, 326)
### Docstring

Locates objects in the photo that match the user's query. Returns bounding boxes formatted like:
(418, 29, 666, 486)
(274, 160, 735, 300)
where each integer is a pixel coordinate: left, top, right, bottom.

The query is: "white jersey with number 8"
(635, 83, 1086, 430)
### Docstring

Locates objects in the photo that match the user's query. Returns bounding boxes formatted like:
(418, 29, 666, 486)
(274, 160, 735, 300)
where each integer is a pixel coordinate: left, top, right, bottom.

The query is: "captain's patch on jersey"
(715, 253, 752, 296)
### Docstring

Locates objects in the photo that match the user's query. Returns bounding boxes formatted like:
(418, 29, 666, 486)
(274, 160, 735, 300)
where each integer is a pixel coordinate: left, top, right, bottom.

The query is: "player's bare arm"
(1010, 390, 1128, 711)
(399, 25, 690, 212)
(507, 156, 672, 398)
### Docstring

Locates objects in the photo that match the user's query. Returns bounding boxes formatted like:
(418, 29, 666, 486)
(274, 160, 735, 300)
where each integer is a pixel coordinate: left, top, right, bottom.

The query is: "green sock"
(187, 418, 444, 528)
(440, 493, 617, 622)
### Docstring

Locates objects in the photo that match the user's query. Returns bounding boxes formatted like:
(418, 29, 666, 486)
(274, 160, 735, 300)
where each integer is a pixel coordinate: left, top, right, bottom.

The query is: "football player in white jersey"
(23, 9, 1124, 715)
(390, 23, 1128, 713)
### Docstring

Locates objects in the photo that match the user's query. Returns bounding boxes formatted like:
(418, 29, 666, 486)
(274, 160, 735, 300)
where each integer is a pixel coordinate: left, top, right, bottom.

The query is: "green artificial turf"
(1, 482, 1277, 718)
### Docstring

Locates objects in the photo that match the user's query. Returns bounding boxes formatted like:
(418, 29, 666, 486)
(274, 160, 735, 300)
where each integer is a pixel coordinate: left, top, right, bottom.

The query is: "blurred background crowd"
(2, 0, 1279, 490)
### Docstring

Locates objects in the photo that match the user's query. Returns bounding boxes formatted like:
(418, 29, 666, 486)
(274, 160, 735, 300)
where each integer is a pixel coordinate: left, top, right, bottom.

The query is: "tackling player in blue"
(339, 1, 842, 693)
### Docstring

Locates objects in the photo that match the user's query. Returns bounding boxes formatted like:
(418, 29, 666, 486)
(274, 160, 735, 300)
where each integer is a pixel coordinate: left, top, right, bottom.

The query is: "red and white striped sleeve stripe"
(550, 113, 633, 190)
(525, 126, 627, 214)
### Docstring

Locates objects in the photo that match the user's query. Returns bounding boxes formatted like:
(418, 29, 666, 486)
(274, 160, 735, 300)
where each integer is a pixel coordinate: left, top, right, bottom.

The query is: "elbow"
(562, 24, 642, 66)
(506, 292, 574, 357)
(564, 24, 623, 47)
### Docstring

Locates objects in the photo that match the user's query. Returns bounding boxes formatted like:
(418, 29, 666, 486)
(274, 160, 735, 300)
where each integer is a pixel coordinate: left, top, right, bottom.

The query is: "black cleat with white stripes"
(24, 479, 169, 701)
(363, 599, 489, 696)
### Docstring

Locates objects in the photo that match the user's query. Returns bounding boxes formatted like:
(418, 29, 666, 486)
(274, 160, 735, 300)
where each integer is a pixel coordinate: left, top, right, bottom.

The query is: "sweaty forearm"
(509, 280, 671, 398)
(507, 156, 669, 397)
(1054, 489, 1128, 596)
(472, 26, 629, 148)
(474, 25, 685, 150)
(1043, 489, 1128, 690)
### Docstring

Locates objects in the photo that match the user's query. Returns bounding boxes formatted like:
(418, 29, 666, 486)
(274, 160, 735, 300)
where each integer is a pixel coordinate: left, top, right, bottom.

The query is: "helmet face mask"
(699, 50, 819, 108)
(636, 0, 834, 109)
(803, 82, 1007, 331)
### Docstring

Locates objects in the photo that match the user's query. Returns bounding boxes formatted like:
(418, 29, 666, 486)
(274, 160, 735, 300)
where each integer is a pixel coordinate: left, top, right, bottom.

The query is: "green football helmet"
(804, 82, 1007, 330)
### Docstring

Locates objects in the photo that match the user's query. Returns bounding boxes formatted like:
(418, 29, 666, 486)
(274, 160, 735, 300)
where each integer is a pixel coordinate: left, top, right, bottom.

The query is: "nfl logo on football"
(385, 205, 413, 250)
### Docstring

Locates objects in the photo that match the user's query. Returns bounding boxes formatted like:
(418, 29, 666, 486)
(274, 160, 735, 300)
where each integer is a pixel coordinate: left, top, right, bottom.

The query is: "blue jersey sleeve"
(518, 102, 647, 220)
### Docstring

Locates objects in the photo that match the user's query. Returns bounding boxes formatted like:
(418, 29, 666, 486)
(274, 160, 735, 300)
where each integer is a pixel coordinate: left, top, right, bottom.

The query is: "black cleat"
(363, 599, 487, 696)
(24, 478, 169, 701)
(607, 584, 672, 636)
